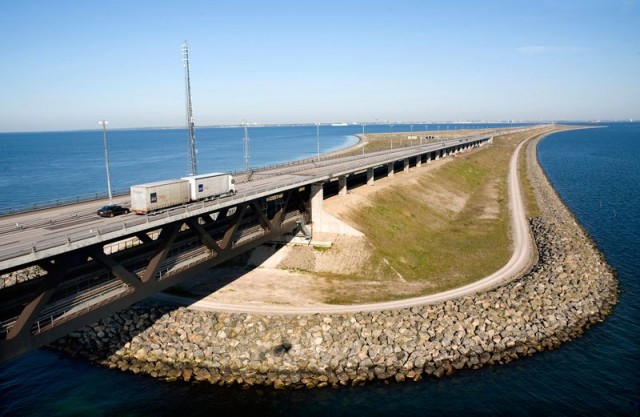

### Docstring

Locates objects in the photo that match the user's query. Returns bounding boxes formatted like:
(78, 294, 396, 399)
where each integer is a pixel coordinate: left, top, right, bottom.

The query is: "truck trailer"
(130, 179, 191, 214)
(181, 172, 236, 201)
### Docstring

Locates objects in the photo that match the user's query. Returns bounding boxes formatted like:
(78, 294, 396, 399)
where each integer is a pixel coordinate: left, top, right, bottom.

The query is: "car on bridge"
(96, 204, 130, 218)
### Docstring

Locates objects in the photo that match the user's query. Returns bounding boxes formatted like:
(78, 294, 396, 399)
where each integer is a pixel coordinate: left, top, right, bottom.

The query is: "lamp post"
(316, 123, 320, 162)
(243, 121, 250, 178)
(98, 120, 113, 202)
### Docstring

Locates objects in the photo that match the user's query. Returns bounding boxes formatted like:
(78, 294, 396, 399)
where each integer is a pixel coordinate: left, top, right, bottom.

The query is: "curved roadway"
(158, 134, 538, 314)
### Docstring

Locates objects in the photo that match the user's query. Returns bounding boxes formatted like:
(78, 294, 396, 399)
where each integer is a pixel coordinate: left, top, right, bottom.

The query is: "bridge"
(0, 129, 528, 362)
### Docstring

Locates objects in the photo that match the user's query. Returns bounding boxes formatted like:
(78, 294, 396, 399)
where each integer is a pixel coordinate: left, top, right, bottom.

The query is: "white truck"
(130, 179, 191, 214)
(130, 173, 236, 214)
(181, 172, 236, 201)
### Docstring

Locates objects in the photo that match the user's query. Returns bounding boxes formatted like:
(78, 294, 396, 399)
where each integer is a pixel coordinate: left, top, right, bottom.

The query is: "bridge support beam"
(338, 175, 347, 196)
(416, 156, 422, 168)
(309, 182, 362, 236)
(367, 168, 374, 185)
(388, 162, 394, 177)
(403, 158, 410, 173)
(310, 183, 324, 223)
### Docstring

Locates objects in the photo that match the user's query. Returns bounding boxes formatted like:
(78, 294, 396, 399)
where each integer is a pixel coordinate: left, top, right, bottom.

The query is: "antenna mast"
(182, 41, 197, 176)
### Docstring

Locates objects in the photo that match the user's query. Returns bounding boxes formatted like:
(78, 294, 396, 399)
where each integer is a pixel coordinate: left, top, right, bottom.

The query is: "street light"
(98, 120, 113, 202)
(316, 123, 320, 162)
(243, 121, 250, 178)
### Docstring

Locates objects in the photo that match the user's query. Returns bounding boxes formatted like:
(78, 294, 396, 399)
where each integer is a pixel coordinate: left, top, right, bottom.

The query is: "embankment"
(53, 134, 618, 389)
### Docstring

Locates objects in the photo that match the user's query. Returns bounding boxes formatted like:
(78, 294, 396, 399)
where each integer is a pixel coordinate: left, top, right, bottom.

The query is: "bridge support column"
(388, 162, 394, 177)
(338, 175, 348, 196)
(310, 183, 324, 224)
(309, 181, 363, 237)
(434, 151, 440, 160)
(367, 168, 374, 185)
(403, 158, 410, 173)
(416, 156, 422, 168)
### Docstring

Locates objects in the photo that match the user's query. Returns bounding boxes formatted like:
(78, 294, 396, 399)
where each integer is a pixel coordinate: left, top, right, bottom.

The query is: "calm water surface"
(0, 123, 638, 416)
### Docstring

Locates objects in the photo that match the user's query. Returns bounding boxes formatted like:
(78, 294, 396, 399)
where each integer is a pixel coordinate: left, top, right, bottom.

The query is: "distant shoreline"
(2, 121, 618, 136)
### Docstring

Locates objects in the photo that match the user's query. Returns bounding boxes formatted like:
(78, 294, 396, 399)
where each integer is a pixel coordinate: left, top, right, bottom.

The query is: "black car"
(97, 204, 130, 217)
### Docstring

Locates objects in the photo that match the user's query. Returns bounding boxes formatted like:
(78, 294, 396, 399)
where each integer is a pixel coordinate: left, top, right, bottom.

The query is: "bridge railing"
(0, 188, 132, 217)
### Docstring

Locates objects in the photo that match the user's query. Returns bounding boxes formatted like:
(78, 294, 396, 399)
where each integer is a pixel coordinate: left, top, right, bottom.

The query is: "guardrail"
(0, 188, 133, 217)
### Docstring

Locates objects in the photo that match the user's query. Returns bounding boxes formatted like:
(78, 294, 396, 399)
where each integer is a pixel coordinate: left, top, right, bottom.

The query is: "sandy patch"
(477, 179, 501, 220)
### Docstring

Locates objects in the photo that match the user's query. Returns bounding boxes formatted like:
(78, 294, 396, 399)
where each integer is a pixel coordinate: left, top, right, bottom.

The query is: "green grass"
(312, 245, 331, 252)
(338, 131, 536, 298)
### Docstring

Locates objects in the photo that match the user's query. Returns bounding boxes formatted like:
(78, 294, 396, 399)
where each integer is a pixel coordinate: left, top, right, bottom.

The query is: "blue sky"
(0, 0, 638, 132)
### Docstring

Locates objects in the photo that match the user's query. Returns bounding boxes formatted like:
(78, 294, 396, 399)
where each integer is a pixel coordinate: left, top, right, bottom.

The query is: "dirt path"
(155, 133, 537, 313)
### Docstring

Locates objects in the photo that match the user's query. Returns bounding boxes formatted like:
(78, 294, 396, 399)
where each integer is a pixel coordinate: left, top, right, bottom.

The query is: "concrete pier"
(310, 183, 324, 224)
(338, 176, 347, 196)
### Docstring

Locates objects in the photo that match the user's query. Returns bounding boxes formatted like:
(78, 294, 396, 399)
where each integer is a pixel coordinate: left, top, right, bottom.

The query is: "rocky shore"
(53, 134, 618, 389)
